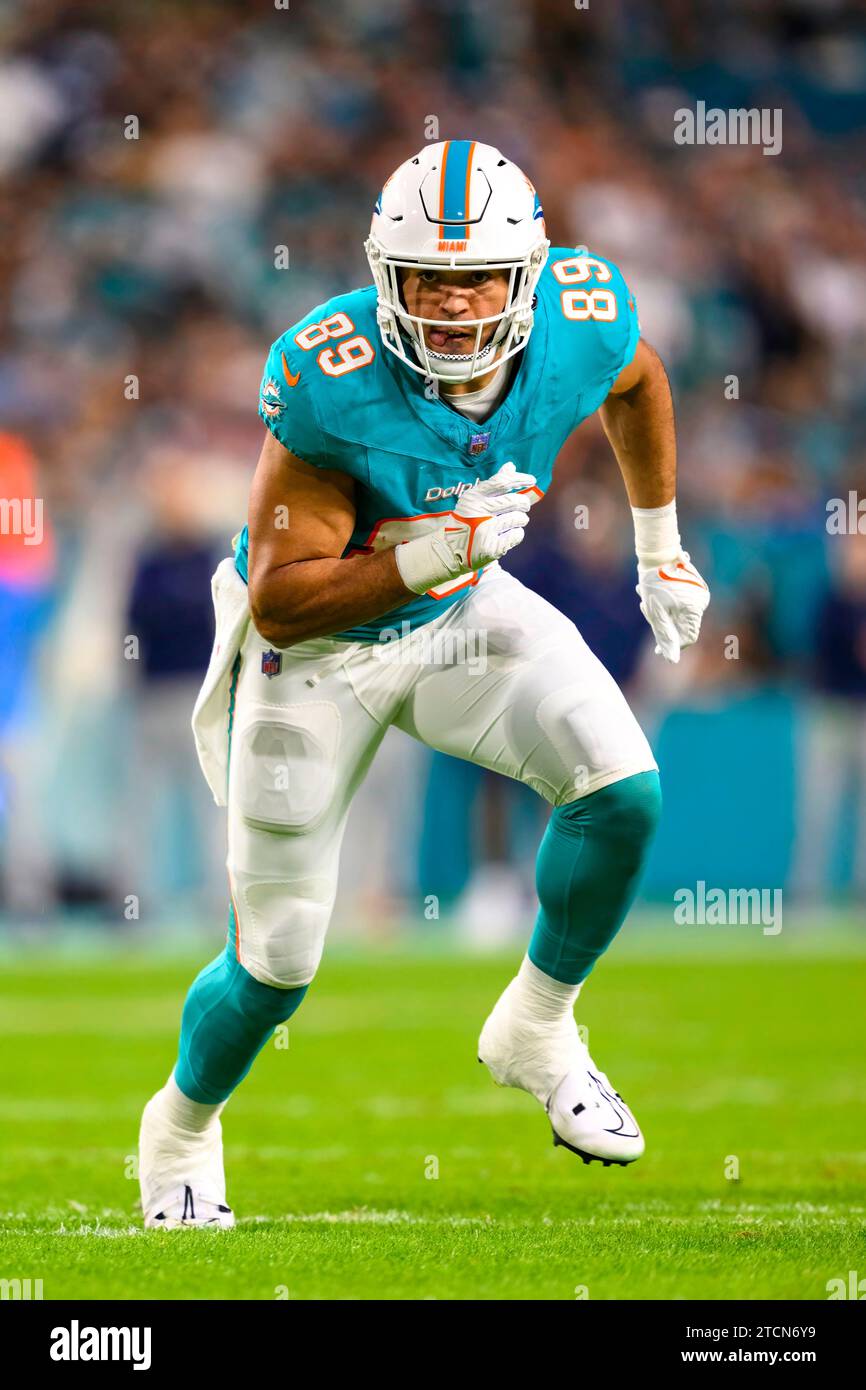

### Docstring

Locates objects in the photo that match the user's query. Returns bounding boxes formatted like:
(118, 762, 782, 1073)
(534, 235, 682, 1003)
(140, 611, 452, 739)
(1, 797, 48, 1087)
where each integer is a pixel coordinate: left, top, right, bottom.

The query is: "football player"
(139, 140, 709, 1227)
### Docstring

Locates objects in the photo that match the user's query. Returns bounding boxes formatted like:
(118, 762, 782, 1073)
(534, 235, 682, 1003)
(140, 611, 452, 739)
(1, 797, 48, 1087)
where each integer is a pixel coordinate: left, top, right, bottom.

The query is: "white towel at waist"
(191, 556, 251, 806)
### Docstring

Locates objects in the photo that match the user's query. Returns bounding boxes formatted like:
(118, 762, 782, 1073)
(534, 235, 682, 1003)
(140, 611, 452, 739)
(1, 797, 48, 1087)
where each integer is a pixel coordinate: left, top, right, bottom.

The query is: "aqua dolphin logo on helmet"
(365, 140, 550, 385)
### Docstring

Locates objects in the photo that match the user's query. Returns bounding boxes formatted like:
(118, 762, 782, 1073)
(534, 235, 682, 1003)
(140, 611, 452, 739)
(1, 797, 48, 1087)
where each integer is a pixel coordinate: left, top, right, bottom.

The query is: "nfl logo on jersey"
(469, 431, 491, 455)
(261, 649, 282, 678)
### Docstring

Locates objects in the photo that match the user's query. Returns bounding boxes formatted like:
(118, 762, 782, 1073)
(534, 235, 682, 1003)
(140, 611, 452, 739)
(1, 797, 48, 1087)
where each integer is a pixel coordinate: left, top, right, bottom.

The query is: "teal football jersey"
(235, 247, 639, 642)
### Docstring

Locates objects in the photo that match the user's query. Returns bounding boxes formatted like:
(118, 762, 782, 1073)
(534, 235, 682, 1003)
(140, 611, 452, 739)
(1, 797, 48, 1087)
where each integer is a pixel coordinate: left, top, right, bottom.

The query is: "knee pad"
(231, 877, 333, 988)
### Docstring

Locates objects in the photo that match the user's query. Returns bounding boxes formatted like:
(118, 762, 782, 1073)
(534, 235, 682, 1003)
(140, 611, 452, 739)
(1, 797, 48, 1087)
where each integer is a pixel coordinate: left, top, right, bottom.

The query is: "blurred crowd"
(1, 0, 865, 931)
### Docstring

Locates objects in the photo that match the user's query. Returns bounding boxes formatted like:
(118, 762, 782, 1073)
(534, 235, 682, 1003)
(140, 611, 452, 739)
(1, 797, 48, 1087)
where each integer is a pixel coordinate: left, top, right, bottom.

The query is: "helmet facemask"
(365, 239, 549, 385)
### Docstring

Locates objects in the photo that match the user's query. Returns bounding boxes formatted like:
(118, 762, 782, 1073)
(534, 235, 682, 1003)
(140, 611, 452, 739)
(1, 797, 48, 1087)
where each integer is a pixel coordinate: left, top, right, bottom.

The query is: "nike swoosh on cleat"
(589, 1072, 640, 1139)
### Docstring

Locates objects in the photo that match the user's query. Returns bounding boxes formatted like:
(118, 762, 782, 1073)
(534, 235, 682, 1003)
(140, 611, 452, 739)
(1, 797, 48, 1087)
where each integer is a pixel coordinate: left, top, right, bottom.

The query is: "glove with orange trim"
(636, 552, 710, 663)
(394, 461, 537, 595)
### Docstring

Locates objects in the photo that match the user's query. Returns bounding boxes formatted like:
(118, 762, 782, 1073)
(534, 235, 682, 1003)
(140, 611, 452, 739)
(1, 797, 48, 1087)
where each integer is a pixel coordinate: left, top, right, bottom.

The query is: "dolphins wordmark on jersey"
(235, 247, 639, 642)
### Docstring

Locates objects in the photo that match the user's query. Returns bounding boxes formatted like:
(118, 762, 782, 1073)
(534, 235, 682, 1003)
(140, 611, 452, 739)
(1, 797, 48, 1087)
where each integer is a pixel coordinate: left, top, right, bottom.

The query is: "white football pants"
(221, 566, 656, 986)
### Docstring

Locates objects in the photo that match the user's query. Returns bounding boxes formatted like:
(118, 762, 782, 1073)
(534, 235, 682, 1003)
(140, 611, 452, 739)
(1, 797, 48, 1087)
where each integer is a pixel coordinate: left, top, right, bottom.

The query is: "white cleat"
(546, 1065, 644, 1167)
(139, 1086, 235, 1230)
(144, 1184, 235, 1231)
(478, 977, 645, 1168)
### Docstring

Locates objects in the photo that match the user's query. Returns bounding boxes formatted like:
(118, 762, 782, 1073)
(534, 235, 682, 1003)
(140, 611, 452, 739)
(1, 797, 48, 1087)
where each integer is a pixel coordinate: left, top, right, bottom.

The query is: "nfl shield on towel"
(468, 431, 490, 455)
(261, 649, 282, 678)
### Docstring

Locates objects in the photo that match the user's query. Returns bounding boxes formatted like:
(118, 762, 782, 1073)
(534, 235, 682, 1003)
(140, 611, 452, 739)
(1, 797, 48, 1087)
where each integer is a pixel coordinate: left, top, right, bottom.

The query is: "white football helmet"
(365, 140, 550, 384)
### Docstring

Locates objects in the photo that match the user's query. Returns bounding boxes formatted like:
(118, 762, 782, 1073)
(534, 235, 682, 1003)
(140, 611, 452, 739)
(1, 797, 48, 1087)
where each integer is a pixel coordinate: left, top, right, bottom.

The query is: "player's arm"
(247, 434, 535, 648)
(599, 337, 675, 508)
(247, 430, 412, 648)
(599, 338, 710, 663)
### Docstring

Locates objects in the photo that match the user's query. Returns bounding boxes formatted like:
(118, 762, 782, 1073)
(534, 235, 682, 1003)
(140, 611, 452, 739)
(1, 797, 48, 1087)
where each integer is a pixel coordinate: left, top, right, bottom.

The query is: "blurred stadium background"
(1, 0, 865, 945)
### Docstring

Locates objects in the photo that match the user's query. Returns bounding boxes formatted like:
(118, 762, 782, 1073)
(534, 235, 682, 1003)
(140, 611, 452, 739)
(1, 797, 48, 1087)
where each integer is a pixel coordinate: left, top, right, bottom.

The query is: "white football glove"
(395, 461, 537, 595)
(636, 552, 710, 663)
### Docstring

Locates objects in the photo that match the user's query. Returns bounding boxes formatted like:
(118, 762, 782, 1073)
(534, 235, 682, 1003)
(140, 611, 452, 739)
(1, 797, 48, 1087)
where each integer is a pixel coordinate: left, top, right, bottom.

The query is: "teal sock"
(174, 907, 308, 1104)
(529, 770, 661, 985)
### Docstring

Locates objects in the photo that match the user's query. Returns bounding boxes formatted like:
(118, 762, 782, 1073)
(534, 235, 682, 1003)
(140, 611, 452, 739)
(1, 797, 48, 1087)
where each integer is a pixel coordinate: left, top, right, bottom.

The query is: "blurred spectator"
(118, 452, 227, 924)
(792, 529, 866, 900)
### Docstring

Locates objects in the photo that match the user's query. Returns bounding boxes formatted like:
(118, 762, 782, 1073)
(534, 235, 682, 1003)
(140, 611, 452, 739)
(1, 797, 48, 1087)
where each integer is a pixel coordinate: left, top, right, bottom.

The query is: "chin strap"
(410, 336, 500, 383)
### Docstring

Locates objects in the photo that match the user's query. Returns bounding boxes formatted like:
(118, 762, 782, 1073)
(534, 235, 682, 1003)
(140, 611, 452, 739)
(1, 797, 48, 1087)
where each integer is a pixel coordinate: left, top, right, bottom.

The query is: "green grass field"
(0, 923, 864, 1300)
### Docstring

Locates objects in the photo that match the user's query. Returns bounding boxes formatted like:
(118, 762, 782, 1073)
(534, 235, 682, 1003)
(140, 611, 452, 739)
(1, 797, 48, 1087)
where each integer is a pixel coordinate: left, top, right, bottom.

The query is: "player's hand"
(636, 552, 710, 663)
(395, 461, 537, 595)
(447, 461, 537, 566)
